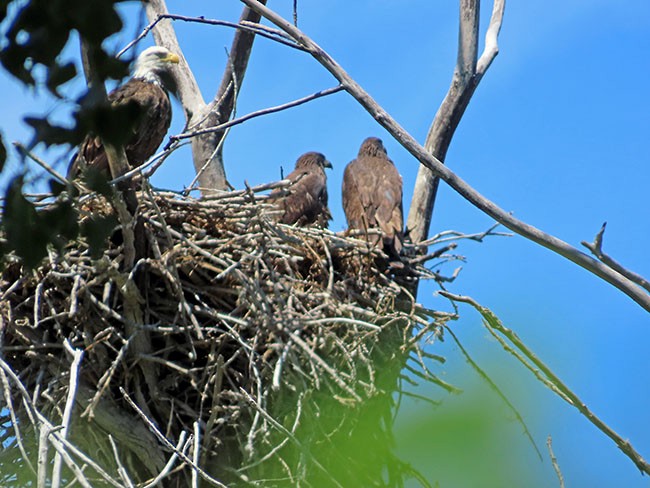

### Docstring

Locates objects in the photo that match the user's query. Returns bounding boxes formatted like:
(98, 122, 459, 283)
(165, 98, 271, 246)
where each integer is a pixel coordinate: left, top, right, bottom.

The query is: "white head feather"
(132, 46, 180, 85)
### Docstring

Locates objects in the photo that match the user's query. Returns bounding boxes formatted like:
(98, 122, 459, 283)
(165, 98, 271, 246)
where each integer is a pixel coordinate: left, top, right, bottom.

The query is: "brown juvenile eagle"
(271, 151, 333, 227)
(67, 46, 179, 179)
(342, 137, 404, 255)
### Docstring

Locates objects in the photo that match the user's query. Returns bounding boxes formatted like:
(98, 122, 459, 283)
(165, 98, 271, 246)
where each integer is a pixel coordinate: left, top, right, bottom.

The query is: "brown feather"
(342, 137, 403, 254)
(68, 78, 172, 179)
(271, 152, 332, 227)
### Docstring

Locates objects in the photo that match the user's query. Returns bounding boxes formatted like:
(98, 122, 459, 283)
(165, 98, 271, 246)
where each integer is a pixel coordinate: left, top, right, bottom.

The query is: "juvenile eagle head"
(358, 136, 388, 158)
(294, 151, 333, 171)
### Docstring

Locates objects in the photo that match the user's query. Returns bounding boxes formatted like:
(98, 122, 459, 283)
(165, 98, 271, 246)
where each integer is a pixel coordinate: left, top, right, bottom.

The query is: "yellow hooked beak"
(165, 53, 180, 64)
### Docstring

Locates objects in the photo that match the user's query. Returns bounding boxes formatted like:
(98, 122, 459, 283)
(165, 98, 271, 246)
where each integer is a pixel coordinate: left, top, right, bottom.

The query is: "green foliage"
(0, 0, 143, 267)
(1, 176, 79, 268)
(23, 116, 85, 147)
(0, 0, 128, 93)
(45, 61, 77, 96)
(0, 0, 132, 150)
(80, 214, 118, 259)
(77, 87, 143, 147)
(81, 167, 114, 197)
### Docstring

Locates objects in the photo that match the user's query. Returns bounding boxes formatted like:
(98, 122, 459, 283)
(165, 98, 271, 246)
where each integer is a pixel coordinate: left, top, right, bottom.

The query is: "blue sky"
(1, 1, 649, 486)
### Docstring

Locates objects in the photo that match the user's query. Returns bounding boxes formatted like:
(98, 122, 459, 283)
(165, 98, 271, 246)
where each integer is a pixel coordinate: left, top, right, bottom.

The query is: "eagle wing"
(374, 158, 403, 235)
(342, 154, 403, 253)
(68, 79, 171, 179)
(342, 158, 369, 231)
(275, 166, 330, 227)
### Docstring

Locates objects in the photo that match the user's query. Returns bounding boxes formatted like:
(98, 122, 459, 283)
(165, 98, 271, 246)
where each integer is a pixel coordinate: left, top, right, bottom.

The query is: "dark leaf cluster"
(1, 176, 78, 268)
(0, 0, 143, 268)
(22, 85, 144, 150)
(0, 0, 129, 94)
(1, 174, 117, 268)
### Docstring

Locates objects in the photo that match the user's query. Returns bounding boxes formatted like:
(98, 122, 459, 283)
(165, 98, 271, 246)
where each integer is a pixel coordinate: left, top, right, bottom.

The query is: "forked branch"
(239, 0, 650, 313)
(408, 0, 505, 244)
(582, 223, 650, 293)
(143, 0, 266, 192)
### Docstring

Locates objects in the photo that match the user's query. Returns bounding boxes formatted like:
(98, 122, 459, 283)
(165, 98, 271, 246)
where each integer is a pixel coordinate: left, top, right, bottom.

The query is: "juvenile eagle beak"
(323, 159, 333, 169)
(165, 53, 180, 64)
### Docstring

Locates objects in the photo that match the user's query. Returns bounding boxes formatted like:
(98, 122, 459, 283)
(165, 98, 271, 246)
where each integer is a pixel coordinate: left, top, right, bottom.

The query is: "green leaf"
(82, 167, 114, 197)
(81, 42, 130, 81)
(0, 0, 129, 95)
(2, 176, 81, 267)
(80, 214, 118, 259)
(24, 116, 84, 147)
(72, 0, 124, 43)
(2, 176, 48, 268)
(46, 62, 77, 96)
(40, 199, 79, 246)
(0, 0, 9, 19)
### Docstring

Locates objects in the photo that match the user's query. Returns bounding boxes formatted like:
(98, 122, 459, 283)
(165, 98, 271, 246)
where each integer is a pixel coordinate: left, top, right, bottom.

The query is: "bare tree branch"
(581, 223, 650, 293)
(143, 0, 216, 191)
(120, 14, 302, 58)
(239, 0, 650, 313)
(547, 436, 566, 488)
(79, 40, 133, 187)
(192, 0, 266, 192)
(408, 0, 505, 244)
(445, 325, 542, 460)
(441, 291, 650, 476)
(169, 85, 344, 142)
(144, 1, 266, 193)
(79, 39, 139, 265)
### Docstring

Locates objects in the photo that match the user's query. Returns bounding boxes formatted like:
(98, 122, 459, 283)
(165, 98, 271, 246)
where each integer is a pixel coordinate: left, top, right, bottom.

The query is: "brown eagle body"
(271, 152, 332, 227)
(68, 46, 179, 179)
(342, 137, 404, 254)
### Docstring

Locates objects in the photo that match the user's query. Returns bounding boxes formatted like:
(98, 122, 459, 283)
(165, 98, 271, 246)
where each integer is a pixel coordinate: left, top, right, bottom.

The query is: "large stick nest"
(0, 182, 451, 486)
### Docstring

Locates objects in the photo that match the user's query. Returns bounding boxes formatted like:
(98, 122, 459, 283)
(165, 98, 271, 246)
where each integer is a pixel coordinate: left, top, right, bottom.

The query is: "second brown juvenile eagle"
(342, 137, 404, 255)
(271, 151, 332, 227)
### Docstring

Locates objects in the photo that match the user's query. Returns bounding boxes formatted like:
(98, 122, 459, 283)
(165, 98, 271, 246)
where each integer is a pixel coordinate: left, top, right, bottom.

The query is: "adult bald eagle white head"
(342, 137, 404, 255)
(271, 151, 333, 227)
(68, 46, 180, 179)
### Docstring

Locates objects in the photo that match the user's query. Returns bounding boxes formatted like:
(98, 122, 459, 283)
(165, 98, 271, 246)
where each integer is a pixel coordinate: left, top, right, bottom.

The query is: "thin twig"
(547, 435, 565, 488)
(441, 291, 650, 475)
(582, 222, 650, 293)
(444, 325, 542, 460)
(120, 388, 229, 488)
(169, 85, 344, 143)
(51, 340, 85, 488)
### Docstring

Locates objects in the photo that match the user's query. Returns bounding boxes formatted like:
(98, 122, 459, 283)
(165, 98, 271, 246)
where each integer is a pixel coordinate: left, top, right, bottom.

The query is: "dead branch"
(547, 436, 566, 488)
(169, 85, 344, 143)
(445, 326, 542, 460)
(408, 0, 505, 244)
(144, 1, 268, 193)
(120, 14, 302, 58)
(581, 222, 650, 293)
(201, 2, 269, 188)
(239, 0, 650, 313)
(441, 291, 650, 475)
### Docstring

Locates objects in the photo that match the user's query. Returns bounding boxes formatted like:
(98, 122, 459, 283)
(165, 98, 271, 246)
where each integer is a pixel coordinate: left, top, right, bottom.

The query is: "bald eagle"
(271, 151, 333, 227)
(67, 46, 179, 180)
(342, 137, 404, 255)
